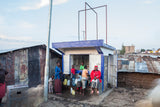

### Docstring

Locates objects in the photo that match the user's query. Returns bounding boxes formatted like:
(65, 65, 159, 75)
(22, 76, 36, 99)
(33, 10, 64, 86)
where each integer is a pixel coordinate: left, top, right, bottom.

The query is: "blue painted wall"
(62, 54, 64, 73)
(101, 54, 104, 92)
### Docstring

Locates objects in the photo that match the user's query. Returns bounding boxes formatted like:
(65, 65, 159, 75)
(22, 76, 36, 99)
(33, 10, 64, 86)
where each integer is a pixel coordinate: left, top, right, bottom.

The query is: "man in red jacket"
(90, 65, 101, 94)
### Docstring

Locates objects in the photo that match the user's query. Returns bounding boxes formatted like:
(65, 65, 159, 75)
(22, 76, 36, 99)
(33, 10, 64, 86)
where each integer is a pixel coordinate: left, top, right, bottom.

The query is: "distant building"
(136, 49, 141, 53)
(116, 49, 121, 55)
(146, 49, 153, 53)
(156, 48, 160, 53)
(124, 45, 135, 54)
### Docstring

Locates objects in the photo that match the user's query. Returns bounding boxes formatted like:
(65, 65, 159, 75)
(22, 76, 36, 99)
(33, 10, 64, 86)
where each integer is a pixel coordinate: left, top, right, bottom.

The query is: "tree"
(120, 44, 125, 55)
(141, 49, 145, 52)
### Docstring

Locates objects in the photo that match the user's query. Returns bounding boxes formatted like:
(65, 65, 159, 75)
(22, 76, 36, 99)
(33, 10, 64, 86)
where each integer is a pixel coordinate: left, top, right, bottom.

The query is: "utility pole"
(44, 0, 53, 102)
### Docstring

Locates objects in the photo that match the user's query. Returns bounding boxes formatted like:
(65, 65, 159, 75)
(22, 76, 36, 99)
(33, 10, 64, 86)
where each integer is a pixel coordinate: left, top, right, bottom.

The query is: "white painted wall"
(108, 55, 117, 87)
(89, 55, 101, 72)
(63, 48, 98, 55)
(63, 55, 70, 74)
(100, 47, 114, 56)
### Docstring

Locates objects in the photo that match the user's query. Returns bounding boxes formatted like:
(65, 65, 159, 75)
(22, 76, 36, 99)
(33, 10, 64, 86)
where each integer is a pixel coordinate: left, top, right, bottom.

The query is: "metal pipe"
(78, 11, 80, 41)
(85, 2, 98, 40)
(79, 5, 107, 12)
(44, 0, 53, 102)
(106, 5, 107, 44)
(85, 2, 97, 14)
(96, 14, 98, 40)
(82, 31, 85, 40)
(78, 4, 107, 43)
(85, 2, 87, 40)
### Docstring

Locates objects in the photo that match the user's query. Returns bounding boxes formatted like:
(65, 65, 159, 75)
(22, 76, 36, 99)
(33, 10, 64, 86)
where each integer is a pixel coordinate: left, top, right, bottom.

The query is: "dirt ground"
(100, 87, 148, 107)
(39, 87, 148, 107)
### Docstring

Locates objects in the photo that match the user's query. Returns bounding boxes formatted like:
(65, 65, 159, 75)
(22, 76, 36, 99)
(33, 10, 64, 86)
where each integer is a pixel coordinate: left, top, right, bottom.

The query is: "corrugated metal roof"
(0, 49, 17, 54)
(118, 58, 128, 60)
(0, 44, 62, 56)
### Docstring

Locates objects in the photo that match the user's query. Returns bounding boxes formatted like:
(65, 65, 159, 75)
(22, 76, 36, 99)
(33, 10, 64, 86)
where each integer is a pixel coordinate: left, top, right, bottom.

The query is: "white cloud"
(19, 21, 36, 29)
(0, 34, 32, 41)
(0, 34, 43, 50)
(144, 0, 154, 4)
(20, 0, 68, 11)
(0, 16, 4, 25)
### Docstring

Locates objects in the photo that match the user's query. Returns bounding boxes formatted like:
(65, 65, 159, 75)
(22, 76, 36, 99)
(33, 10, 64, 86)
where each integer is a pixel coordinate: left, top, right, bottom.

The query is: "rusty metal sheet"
(0, 53, 15, 85)
(28, 47, 41, 87)
(39, 48, 46, 84)
(14, 49, 28, 85)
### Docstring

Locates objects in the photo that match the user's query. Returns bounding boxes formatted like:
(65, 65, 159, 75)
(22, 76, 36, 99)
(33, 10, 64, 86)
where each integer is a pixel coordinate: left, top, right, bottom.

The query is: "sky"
(0, 0, 160, 51)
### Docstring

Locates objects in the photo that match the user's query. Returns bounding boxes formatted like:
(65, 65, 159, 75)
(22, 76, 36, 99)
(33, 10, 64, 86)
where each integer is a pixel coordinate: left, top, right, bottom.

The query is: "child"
(48, 76, 54, 94)
(80, 62, 85, 70)
(71, 65, 76, 79)
(76, 72, 82, 94)
(82, 65, 88, 95)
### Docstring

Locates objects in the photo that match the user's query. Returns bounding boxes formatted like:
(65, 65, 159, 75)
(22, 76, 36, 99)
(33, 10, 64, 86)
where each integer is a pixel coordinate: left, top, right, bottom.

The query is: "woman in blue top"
(54, 62, 62, 94)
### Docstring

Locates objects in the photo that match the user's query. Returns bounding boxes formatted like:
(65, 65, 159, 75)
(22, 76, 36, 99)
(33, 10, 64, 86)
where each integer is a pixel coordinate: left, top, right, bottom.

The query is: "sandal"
(97, 91, 99, 94)
(90, 90, 94, 94)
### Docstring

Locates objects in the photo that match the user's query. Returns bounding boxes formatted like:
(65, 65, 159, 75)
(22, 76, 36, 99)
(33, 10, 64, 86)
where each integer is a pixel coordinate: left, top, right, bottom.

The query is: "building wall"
(0, 53, 15, 85)
(118, 72, 160, 89)
(71, 55, 89, 70)
(49, 51, 61, 77)
(14, 49, 28, 85)
(0, 46, 61, 87)
(100, 47, 114, 56)
(103, 56, 108, 91)
(124, 46, 135, 54)
(89, 55, 101, 72)
(39, 48, 46, 84)
(63, 48, 99, 74)
(28, 47, 41, 87)
(39, 48, 61, 82)
(63, 48, 98, 55)
(108, 55, 117, 87)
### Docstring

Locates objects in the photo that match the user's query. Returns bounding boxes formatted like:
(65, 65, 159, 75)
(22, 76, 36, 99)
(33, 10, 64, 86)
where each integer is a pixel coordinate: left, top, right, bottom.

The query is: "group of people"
(71, 63, 88, 95)
(49, 61, 102, 95)
(71, 62, 101, 95)
(49, 62, 63, 94)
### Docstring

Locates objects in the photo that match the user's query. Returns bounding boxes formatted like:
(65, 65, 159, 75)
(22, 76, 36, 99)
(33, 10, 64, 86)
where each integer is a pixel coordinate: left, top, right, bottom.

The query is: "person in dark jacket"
(0, 68, 8, 105)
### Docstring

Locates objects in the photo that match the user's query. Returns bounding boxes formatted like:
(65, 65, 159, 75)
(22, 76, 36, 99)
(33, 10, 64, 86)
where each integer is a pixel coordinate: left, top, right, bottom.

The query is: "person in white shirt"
(48, 76, 54, 94)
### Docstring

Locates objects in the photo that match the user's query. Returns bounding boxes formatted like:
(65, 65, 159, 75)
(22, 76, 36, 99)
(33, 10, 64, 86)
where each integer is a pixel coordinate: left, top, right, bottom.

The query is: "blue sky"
(0, 0, 160, 51)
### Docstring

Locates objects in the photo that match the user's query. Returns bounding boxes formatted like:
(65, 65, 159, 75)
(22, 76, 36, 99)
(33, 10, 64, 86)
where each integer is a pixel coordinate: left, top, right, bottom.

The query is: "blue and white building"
(52, 39, 117, 92)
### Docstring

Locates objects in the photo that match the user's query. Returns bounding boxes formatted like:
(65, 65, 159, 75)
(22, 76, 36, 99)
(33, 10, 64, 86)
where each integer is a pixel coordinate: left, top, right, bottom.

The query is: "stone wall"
(118, 72, 160, 89)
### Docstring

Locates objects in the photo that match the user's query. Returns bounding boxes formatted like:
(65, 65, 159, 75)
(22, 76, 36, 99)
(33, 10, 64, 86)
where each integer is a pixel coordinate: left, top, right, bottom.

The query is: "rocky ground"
(39, 87, 148, 107)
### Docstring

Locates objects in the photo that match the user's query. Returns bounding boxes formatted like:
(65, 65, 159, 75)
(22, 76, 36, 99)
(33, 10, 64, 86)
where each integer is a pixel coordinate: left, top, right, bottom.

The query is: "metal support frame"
(78, 2, 98, 41)
(78, 4, 107, 44)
